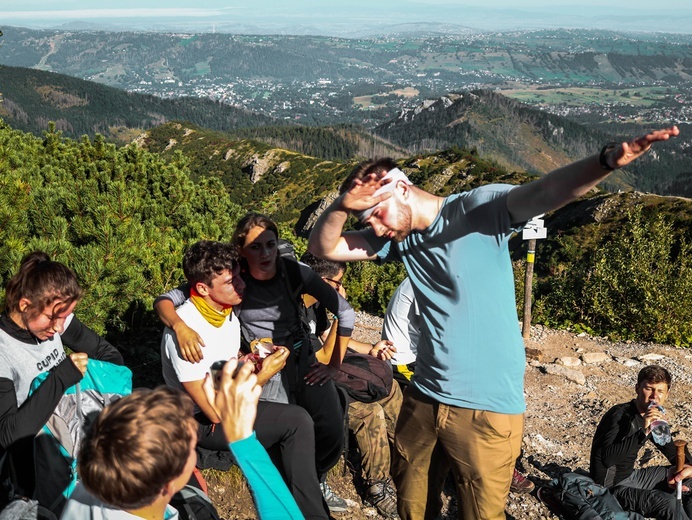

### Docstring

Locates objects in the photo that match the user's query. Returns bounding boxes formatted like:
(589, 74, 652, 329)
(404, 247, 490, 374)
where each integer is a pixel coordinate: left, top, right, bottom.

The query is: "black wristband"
(599, 142, 619, 171)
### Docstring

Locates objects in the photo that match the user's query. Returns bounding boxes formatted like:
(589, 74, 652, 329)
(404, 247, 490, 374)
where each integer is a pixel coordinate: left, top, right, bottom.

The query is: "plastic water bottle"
(648, 402, 672, 445)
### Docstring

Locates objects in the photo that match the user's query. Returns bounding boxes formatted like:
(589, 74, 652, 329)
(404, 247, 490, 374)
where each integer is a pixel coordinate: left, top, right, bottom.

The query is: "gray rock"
(582, 352, 611, 364)
(638, 353, 666, 361)
(615, 357, 641, 367)
(556, 356, 582, 367)
(543, 364, 586, 385)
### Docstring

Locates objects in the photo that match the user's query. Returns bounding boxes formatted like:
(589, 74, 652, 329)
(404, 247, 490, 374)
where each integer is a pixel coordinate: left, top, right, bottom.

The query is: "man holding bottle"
(590, 365, 692, 518)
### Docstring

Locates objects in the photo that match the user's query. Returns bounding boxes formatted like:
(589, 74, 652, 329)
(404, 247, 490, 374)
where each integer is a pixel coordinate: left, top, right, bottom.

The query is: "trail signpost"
(522, 215, 546, 338)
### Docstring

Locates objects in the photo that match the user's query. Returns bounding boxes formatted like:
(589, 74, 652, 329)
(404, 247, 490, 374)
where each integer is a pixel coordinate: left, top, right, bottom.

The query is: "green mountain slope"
(1, 117, 690, 346)
(0, 65, 405, 163)
(0, 65, 277, 140)
(137, 122, 354, 222)
(2, 28, 690, 94)
(228, 124, 407, 162)
(3, 27, 690, 130)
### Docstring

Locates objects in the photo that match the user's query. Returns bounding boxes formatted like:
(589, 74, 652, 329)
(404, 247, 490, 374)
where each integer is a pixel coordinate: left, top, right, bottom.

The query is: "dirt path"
(209, 315, 692, 519)
(36, 35, 63, 70)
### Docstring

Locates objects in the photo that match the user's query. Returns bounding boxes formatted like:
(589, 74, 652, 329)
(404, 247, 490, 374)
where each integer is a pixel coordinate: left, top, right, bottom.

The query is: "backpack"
(333, 351, 393, 403)
(29, 360, 132, 514)
(544, 473, 642, 520)
(277, 238, 298, 261)
(0, 498, 56, 520)
(169, 485, 221, 520)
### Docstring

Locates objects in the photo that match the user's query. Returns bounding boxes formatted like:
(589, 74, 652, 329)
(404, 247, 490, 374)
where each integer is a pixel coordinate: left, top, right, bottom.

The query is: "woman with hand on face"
(0, 252, 123, 504)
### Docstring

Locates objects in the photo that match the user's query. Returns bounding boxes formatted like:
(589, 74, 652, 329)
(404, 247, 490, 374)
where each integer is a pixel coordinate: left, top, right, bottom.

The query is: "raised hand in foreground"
(203, 358, 262, 443)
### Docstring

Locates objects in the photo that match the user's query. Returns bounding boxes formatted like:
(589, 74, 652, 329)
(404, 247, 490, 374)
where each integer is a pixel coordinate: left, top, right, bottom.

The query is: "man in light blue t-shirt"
(308, 126, 680, 520)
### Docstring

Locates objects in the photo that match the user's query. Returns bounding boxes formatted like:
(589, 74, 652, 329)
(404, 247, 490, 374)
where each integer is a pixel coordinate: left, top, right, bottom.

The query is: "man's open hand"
(605, 126, 679, 170)
(339, 172, 393, 213)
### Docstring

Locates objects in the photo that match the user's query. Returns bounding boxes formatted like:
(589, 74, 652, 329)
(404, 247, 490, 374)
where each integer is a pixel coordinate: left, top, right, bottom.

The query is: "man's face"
(364, 194, 413, 243)
(322, 268, 346, 297)
(200, 264, 245, 310)
(635, 379, 670, 412)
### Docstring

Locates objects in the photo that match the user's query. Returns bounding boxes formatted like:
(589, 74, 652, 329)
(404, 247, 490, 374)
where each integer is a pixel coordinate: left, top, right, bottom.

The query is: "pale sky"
(1, 0, 690, 34)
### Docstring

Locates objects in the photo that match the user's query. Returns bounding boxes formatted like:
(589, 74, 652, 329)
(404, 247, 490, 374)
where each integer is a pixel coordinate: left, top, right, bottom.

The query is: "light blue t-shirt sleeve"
(228, 432, 304, 520)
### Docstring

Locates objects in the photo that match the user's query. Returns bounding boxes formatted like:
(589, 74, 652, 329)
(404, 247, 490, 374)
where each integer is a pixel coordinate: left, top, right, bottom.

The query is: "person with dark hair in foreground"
(308, 126, 680, 519)
(590, 365, 692, 519)
(62, 359, 303, 519)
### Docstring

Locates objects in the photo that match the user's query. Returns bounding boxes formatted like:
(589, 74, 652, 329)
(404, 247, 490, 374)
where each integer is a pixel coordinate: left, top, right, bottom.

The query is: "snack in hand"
(250, 338, 275, 359)
(240, 352, 263, 373)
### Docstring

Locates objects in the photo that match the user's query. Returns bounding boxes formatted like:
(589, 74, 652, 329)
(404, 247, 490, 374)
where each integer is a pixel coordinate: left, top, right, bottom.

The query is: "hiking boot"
(366, 479, 399, 518)
(537, 485, 567, 517)
(510, 468, 535, 494)
(320, 481, 349, 513)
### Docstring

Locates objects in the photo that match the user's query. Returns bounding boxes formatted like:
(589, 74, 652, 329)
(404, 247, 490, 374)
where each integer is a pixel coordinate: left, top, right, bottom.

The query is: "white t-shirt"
(160, 300, 240, 406)
(382, 277, 419, 366)
(0, 314, 74, 406)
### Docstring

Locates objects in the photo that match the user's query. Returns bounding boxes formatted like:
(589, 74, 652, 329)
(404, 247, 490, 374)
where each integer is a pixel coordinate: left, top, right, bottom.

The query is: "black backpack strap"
(278, 258, 311, 341)
(238, 321, 254, 356)
(278, 258, 313, 399)
(279, 258, 306, 310)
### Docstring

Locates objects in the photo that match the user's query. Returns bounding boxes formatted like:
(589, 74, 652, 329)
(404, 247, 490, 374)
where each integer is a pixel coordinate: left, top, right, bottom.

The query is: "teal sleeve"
(228, 432, 305, 520)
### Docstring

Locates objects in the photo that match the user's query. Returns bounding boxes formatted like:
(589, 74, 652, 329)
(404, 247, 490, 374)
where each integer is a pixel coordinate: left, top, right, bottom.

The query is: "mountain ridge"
(0, 64, 278, 140)
(375, 90, 692, 196)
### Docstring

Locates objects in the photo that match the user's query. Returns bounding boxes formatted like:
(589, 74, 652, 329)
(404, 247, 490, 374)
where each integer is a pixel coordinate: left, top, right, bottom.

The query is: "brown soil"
(205, 317, 692, 519)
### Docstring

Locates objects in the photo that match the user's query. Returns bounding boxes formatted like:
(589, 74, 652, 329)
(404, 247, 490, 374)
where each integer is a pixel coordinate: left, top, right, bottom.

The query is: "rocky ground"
(208, 312, 692, 519)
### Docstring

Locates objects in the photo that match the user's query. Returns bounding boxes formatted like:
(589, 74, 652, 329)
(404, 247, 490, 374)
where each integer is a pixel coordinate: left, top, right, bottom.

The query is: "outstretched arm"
(507, 126, 680, 223)
(154, 296, 206, 364)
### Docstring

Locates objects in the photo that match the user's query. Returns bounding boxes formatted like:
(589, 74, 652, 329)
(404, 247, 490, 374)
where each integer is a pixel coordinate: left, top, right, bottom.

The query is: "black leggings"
(294, 378, 345, 478)
(196, 400, 329, 520)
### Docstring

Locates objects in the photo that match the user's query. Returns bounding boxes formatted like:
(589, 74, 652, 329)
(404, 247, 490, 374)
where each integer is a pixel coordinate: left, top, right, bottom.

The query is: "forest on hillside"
(1, 119, 690, 353)
(0, 65, 278, 139)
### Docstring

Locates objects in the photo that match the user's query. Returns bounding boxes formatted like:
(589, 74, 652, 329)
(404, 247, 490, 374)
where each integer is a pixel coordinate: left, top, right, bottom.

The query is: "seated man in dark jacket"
(590, 365, 692, 519)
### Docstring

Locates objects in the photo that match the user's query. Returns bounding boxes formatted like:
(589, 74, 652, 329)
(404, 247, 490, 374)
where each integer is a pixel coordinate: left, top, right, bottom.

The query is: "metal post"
(522, 239, 536, 339)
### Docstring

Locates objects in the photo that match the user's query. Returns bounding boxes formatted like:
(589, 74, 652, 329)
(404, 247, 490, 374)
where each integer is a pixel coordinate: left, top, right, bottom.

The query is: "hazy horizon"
(2, 1, 691, 35)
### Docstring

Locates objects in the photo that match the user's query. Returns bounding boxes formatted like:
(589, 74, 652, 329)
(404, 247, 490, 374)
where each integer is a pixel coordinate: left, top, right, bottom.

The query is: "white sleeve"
(382, 278, 419, 365)
(163, 329, 209, 383)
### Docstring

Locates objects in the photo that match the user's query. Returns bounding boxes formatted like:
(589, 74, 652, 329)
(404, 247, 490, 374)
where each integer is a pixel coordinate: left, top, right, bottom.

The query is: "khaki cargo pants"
(392, 386, 523, 520)
(348, 382, 404, 483)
